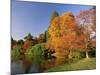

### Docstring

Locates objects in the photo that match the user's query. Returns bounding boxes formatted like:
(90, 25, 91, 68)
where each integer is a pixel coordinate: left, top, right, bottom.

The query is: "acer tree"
(77, 8, 96, 58)
(48, 12, 85, 64)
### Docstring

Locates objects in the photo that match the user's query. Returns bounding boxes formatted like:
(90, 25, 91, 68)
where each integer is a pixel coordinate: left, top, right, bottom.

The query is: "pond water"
(11, 56, 56, 74)
(11, 61, 40, 74)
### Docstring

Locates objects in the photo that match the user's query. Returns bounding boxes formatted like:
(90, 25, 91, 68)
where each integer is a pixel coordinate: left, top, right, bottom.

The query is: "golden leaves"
(48, 12, 85, 58)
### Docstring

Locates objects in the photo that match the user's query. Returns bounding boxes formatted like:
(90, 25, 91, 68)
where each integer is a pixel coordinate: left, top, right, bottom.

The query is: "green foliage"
(25, 44, 46, 61)
(11, 45, 21, 61)
(51, 11, 59, 22)
(46, 58, 96, 72)
(88, 47, 96, 57)
(45, 30, 50, 41)
(33, 44, 46, 55)
(71, 51, 85, 61)
(32, 55, 44, 66)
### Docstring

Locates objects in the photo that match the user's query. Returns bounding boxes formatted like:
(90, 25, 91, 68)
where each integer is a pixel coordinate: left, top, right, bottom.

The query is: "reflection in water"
(11, 55, 56, 74)
(11, 52, 69, 74)
(11, 61, 25, 74)
(29, 64, 40, 73)
(11, 60, 40, 74)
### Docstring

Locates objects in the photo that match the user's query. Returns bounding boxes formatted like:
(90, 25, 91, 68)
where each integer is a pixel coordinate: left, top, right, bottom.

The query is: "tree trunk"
(86, 51, 89, 58)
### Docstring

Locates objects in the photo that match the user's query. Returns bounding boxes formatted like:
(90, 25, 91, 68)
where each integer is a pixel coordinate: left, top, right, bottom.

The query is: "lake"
(11, 55, 57, 74)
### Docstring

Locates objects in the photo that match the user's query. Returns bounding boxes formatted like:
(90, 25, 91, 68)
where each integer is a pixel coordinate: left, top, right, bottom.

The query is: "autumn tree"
(37, 33, 46, 43)
(48, 12, 85, 64)
(45, 11, 59, 45)
(22, 33, 34, 51)
(77, 8, 96, 58)
(91, 6, 96, 32)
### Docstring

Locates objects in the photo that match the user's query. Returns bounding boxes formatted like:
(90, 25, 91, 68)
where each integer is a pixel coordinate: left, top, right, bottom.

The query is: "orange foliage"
(22, 40, 33, 50)
(48, 12, 85, 60)
(22, 33, 34, 51)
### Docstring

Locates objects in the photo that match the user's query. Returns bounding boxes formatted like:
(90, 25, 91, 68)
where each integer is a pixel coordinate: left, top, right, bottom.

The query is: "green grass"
(46, 58, 96, 72)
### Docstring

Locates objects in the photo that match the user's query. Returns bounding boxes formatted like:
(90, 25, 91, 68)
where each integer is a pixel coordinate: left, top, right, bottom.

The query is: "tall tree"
(45, 30, 50, 42)
(24, 33, 33, 41)
(37, 33, 46, 43)
(91, 6, 96, 32)
(17, 40, 24, 46)
(50, 11, 59, 22)
(22, 33, 34, 51)
(77, 8, 96, 58)
(48, 12, 85, 64)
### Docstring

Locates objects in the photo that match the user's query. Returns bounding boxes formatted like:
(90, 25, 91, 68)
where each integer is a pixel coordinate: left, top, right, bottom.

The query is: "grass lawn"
(46, 58, 96, 72)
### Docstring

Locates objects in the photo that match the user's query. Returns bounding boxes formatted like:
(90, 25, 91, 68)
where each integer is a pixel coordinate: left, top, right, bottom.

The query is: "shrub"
(11, 45, 21, 61)
(71, 51, 85, 62)
(25, 43, 46, 62)
(88, 47, 96, 57)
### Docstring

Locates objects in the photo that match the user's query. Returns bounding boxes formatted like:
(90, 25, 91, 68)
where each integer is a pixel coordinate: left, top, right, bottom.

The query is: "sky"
(11, 0, 94, 40)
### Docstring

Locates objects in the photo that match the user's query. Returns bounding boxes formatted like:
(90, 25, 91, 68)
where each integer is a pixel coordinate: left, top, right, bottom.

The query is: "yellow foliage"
(48, 12, 85, 59)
